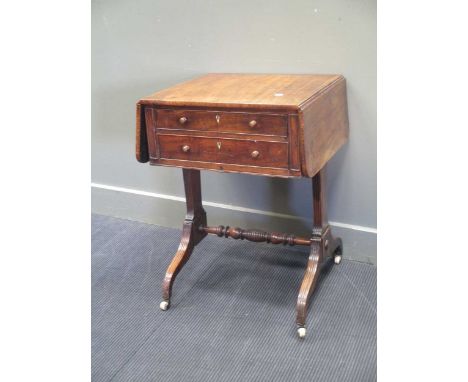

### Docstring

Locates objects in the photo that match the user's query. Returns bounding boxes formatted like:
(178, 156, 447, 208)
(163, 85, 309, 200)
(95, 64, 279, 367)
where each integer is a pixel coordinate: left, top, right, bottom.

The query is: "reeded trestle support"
(160, 166, 343, 339)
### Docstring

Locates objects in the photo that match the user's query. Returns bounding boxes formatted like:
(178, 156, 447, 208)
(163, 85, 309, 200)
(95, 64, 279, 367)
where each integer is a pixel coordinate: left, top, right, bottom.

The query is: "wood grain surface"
(154, 108, 288, 137)
(139, 73, 342, 110)
(136, 73, 349, 178)
(300, 76, 349, 177)
(157, 134, 289, 169)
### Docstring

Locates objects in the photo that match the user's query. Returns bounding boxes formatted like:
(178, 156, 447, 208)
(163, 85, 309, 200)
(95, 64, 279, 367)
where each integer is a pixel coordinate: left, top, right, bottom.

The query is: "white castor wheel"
(160, 301, 169, 311)
(334, 255, 342, 264)
(297, 327, 306, 338)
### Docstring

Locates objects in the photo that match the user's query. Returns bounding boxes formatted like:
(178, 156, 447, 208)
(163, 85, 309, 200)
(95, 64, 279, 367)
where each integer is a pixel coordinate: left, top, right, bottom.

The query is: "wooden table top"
(139, 73, 343, 111)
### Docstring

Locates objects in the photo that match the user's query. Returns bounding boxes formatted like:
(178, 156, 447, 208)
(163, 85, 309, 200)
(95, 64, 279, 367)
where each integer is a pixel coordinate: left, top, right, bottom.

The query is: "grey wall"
(92, 0, 376, 263)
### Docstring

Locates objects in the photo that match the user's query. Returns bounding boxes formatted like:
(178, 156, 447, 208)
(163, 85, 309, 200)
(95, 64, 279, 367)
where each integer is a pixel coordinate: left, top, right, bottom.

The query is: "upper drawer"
(154, 109, 288, 137)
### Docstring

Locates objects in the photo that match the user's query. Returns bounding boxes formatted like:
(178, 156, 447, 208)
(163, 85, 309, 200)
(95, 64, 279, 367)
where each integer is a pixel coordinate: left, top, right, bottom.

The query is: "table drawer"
(158, 134, 289, 169)
(155, 109, 287, 137)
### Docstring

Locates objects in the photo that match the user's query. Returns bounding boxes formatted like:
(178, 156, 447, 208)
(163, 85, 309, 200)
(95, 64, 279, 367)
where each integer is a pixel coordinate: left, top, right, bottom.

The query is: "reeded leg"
(296, 240, 322, 337)
(295, 166, 343, 338)
(160, 169, 206, 310)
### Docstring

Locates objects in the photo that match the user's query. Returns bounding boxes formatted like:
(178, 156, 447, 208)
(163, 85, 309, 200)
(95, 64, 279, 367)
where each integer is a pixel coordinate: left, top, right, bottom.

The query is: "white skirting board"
(91, 183, 377, 265)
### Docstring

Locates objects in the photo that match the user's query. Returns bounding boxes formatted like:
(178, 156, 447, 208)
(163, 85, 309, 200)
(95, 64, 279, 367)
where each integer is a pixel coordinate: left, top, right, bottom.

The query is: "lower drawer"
(157, 134, 289, 169)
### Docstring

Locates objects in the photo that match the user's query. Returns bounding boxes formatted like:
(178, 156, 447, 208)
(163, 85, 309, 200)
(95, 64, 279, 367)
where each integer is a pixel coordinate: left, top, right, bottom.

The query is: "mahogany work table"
(136, 74, 349, 338)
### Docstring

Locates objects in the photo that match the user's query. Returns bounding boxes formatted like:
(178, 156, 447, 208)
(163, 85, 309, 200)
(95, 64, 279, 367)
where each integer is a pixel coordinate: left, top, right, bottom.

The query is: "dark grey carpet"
(92, 214, 376, 382)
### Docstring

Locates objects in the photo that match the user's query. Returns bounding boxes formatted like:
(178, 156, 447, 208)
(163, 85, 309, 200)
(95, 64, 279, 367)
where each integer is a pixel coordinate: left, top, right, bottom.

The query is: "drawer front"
(155, 109, 287, 137)
(158, 134, 288, 169)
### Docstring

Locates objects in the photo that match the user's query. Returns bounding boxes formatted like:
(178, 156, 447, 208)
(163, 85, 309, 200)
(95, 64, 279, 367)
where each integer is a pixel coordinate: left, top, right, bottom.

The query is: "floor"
(92, 214, 376, 382)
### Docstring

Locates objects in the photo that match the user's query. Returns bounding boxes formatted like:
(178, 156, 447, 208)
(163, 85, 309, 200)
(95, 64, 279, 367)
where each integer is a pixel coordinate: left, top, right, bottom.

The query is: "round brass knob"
(179, 117, 188, 124)
(251, 150, 260, 158)
(182, 145, 190, 152)
(249, 120, 257, 128)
